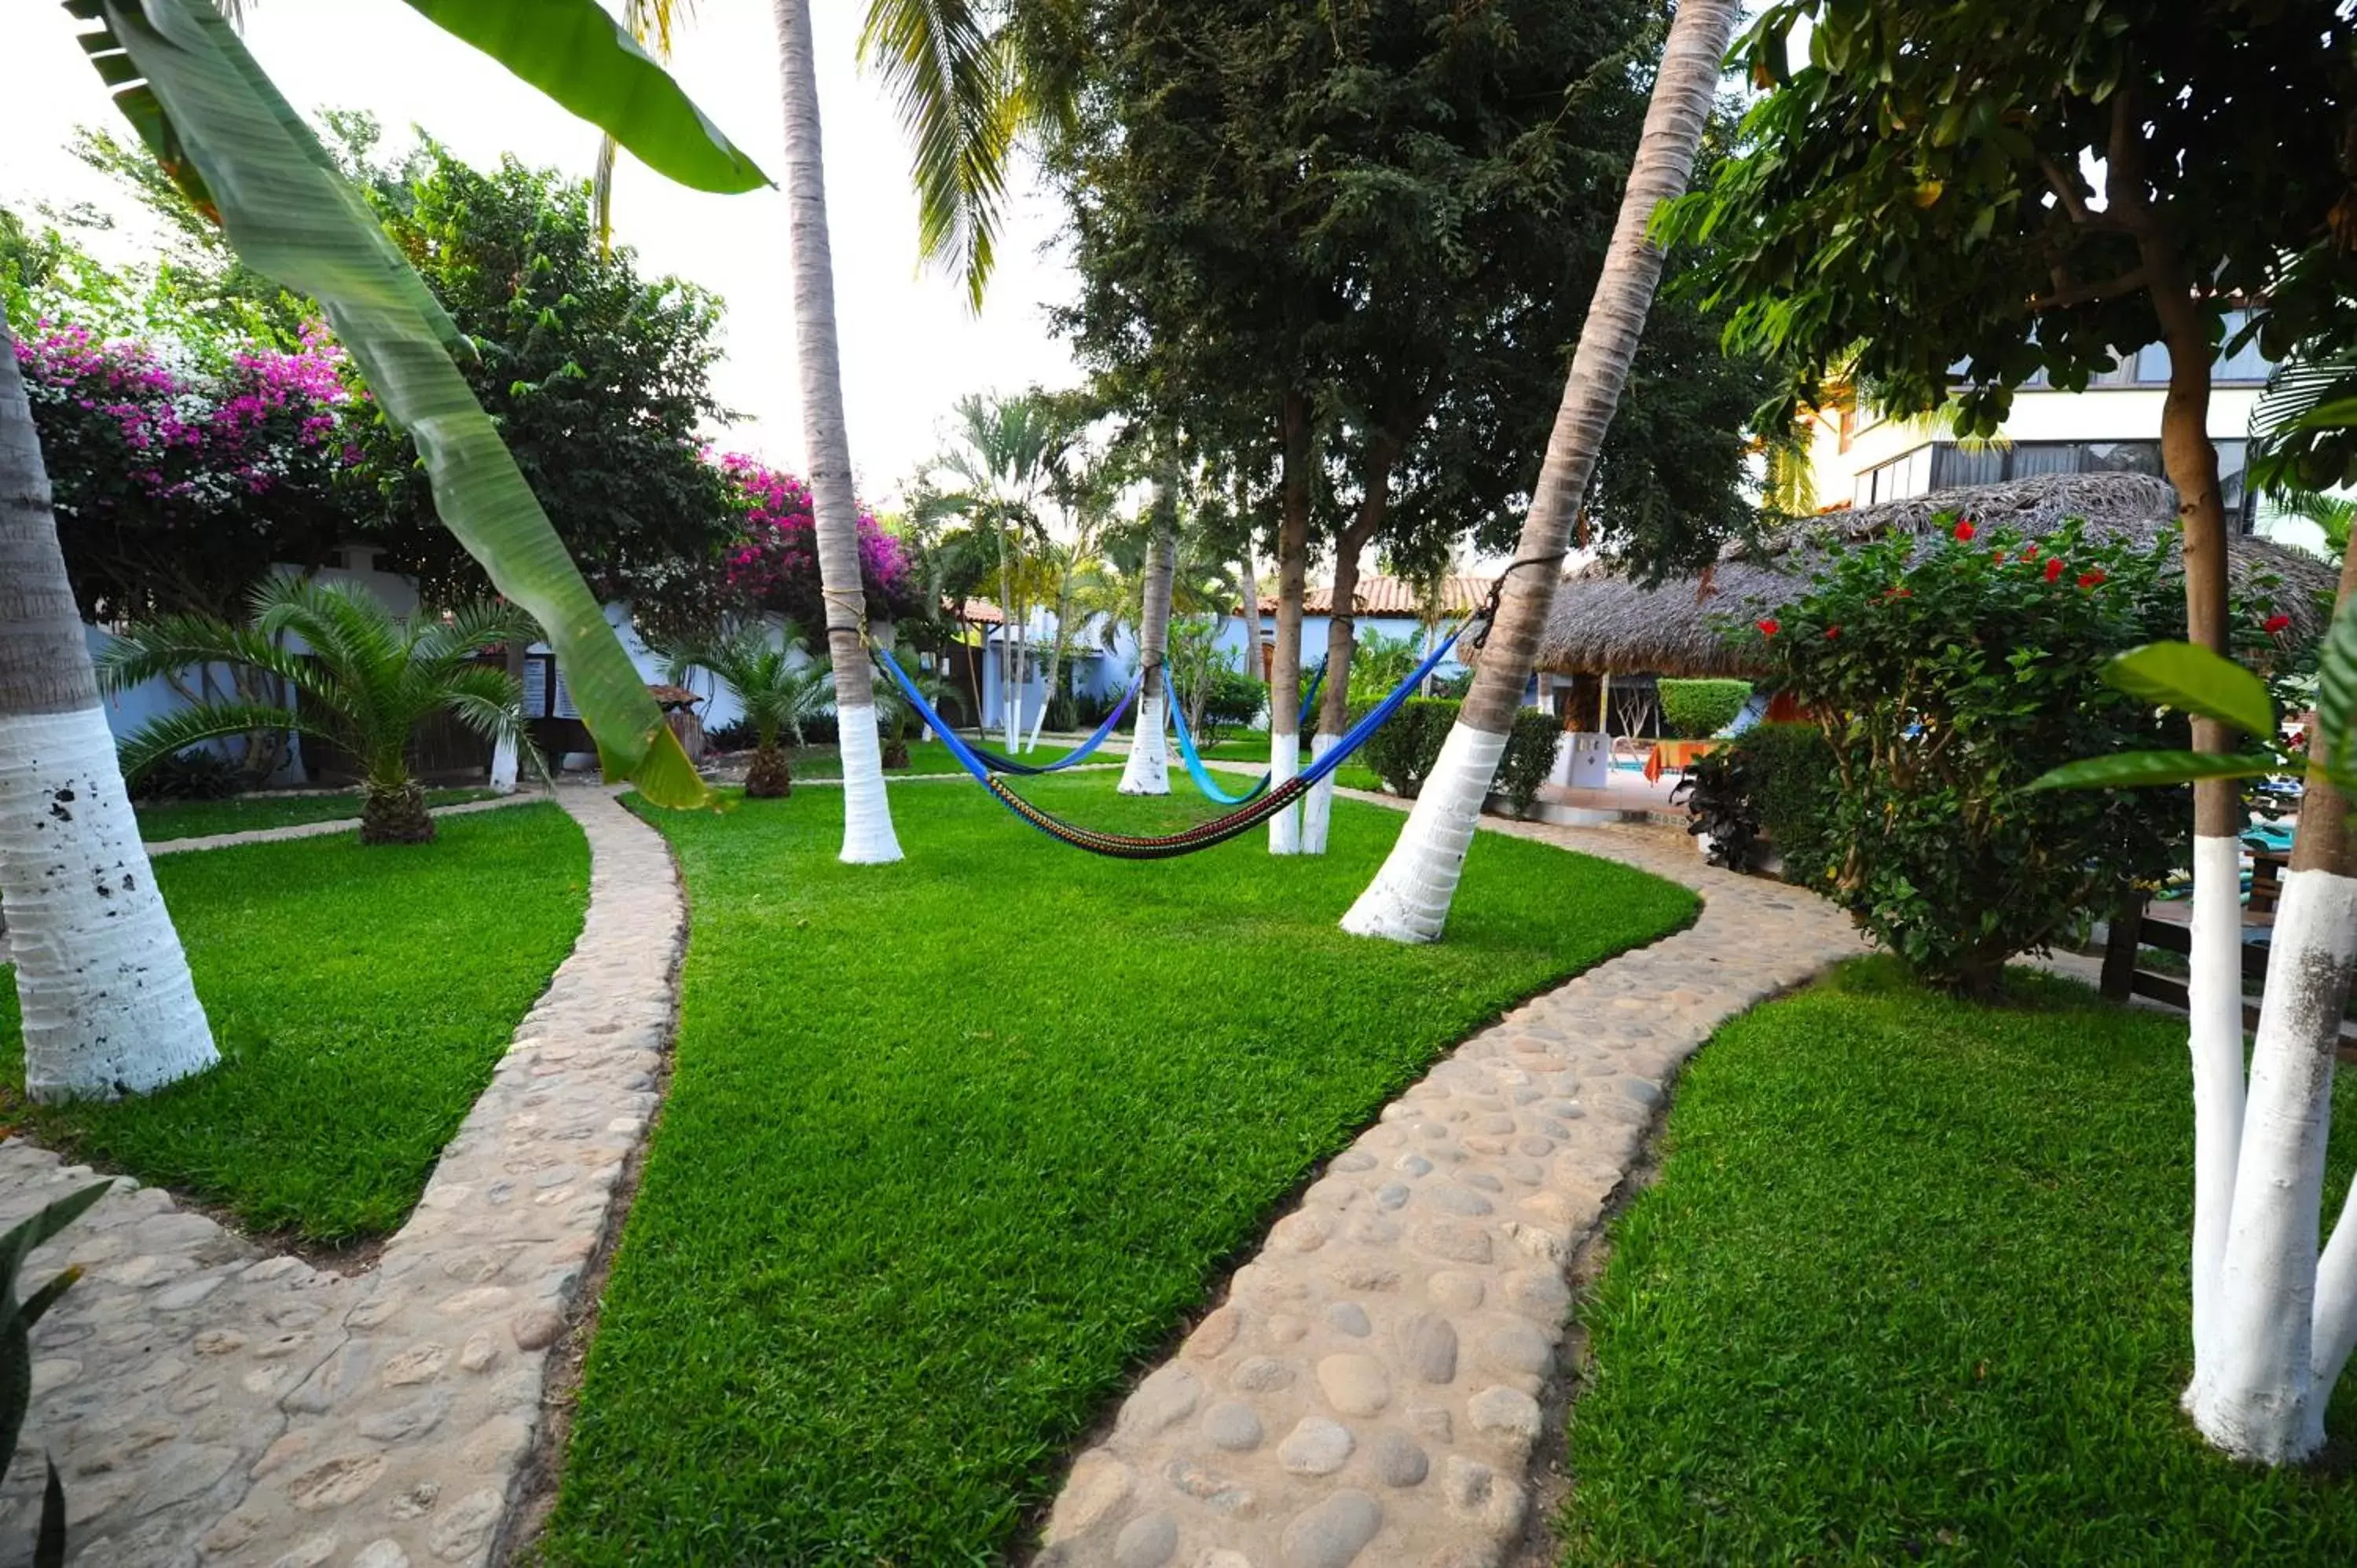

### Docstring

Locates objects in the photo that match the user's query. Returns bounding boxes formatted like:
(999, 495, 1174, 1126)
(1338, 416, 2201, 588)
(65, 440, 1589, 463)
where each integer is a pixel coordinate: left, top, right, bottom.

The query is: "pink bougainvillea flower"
(1756, 618, 1780, 636)
(2266, 613, 2293, 636)
(1953, 518, 1977, 541)
(2044, 555, 2066, 583)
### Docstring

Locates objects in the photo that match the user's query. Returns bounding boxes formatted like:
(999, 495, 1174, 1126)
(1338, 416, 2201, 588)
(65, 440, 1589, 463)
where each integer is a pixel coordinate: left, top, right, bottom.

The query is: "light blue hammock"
(1169, 664, 1325, 806)
(871, 617, 1472, 859)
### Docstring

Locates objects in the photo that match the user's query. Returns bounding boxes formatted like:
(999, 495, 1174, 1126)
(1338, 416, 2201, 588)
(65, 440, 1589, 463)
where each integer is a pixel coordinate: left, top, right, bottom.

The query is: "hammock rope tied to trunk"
(871, 614, 1476, 860)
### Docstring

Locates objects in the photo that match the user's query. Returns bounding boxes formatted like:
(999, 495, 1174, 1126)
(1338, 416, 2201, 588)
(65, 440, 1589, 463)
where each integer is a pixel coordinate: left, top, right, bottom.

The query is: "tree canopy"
(340, 131, 739, 628)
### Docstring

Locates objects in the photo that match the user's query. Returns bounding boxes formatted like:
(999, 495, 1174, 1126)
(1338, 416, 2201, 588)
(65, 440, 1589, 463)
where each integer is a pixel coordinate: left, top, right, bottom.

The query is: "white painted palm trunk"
(1267, 731, 1303, 855)
(1118, 694, 1169, 795)
(835, 704, 903, 864)
(1299, 732, 1339, 855)
(1, 705, 217, 1101)
(489, 733, 519, 794)
(1340, 724, 1508, 943)
(2187, 833, 2245, 1363)
(2187, 865, 2357, 1462)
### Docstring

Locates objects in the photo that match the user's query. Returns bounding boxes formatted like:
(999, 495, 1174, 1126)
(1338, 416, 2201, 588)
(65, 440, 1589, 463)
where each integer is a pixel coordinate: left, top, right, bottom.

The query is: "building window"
(1853, 445, 1933, 507)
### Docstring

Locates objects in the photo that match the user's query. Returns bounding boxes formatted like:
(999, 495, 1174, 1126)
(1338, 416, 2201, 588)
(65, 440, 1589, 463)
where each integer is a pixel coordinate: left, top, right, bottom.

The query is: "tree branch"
(2040, 154, 2095, 226)
(2029, 266, 2150, 312)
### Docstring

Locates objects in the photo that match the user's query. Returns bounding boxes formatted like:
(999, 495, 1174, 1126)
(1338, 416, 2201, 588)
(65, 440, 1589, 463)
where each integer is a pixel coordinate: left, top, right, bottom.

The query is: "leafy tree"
(1663, 0, 2357, 1463)
(343, 137, 737, 629)
(97, 578, 536, 845)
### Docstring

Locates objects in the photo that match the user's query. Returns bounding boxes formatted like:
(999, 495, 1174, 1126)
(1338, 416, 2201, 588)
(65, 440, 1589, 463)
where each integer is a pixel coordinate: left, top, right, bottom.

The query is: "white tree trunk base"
(2187, 865, 2357, 1463)
(1299, 731, 1338, 855)
(1119, 694, 1170, 796)
(834, 704, 904, 864)
(489, 733, 519, 795)
(2188, 832, 2247, 1366)
(1340, 724, 1508, 943)
(1267, 731, 1303, 855)
(2, 705, 218, 1101)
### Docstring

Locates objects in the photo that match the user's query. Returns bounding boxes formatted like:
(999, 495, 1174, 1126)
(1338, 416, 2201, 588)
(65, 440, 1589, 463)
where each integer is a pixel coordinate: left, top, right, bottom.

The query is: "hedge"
(1659, 678, 1753, 738)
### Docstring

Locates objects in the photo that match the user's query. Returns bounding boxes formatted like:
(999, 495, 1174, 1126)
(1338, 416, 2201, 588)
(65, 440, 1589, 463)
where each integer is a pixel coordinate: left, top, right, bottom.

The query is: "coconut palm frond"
(860, 0, 1021, 310)
(93, 615, 309, 698)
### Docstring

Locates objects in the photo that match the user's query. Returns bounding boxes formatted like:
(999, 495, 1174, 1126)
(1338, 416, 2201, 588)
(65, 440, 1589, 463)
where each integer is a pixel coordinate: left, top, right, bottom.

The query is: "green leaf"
(74, 0, 706, 807)
(400, 0, 768, 196)
(2025, 750, 2278, 793)
(2099, 642, 2275, 738)
(2318, 590, 2357, 789)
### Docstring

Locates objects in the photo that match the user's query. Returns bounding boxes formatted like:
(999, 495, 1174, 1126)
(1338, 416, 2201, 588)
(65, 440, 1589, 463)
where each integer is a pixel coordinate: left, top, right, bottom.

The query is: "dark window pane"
(1931, 444, 2003, 489)
(2216, 311, 2272, 382)
(2012, 443, 2077, 477)
(2081, 441, 2164, 476)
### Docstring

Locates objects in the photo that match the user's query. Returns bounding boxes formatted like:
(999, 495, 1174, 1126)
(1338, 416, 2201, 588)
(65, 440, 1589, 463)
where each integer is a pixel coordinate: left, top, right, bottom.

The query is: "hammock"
(962, 667, 1142, 775)
(872, 620, 1472, 860)
(1167, 661, 1325, 806)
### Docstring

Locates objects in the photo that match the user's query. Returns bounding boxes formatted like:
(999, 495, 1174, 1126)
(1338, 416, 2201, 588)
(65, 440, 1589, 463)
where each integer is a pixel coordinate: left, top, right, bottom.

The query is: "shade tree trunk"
(0, 325, 218, 1101)
(1343, 0, 1742, 938)
(1302, 452, 1393, 855)
(1266, 393, 1313, 853)
(772, 0, 900, 863)
(1119, 463, 1178, 795)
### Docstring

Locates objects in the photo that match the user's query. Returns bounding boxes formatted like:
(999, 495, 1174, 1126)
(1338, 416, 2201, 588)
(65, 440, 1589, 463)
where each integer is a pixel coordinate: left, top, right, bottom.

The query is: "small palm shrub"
(657, 622, 832, 798)
(98, 579, 537, 845)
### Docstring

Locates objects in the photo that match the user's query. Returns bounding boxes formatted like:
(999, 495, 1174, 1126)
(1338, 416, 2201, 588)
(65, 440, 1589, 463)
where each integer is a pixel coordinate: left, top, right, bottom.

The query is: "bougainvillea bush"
(717, 454, 922, 630)
(10, 314, 355, 620)
(1743, 517, 2295, 995)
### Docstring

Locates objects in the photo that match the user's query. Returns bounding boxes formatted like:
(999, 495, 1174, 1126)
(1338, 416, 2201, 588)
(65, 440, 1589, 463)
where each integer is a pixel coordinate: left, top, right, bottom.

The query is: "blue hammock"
(1168, 663, 1326, 806)
(872, 618, 1472, 859)
(962, 666, 1142, 775)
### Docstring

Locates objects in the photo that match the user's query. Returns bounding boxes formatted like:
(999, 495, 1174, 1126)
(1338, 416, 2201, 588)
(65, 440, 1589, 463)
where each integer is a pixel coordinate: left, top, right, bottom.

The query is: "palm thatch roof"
(1519, 473, 2337, 679)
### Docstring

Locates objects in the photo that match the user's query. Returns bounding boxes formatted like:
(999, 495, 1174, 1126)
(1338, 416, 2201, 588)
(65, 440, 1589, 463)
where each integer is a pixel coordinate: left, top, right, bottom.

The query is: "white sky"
(0, 0, 1084, 508)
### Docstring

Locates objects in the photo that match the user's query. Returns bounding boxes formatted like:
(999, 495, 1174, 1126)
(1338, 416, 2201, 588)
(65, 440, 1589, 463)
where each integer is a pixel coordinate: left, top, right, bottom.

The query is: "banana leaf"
(68, 0, 709, 804)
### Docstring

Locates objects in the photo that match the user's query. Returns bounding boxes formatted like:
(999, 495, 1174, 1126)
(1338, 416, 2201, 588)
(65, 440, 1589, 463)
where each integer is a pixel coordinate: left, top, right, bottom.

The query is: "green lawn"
(542, 775, 1696, 1564)
(136, 786, 500, 841)
(1, 805, 588, 1243)
(775, 736, 1113, 779)
(1562, 958, 2357, 1566)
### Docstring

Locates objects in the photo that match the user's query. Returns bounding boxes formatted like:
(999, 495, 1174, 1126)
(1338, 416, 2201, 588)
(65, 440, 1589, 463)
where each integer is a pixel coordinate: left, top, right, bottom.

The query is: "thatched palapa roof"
(1522, 473, 2337, 680)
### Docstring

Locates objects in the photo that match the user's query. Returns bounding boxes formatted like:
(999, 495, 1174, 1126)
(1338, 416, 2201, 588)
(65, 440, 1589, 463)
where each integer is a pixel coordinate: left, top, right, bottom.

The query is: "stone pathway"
(143, 793, 543, 857)
(1036, 803, 1865, 1568)
(2, 784, 683, 1568)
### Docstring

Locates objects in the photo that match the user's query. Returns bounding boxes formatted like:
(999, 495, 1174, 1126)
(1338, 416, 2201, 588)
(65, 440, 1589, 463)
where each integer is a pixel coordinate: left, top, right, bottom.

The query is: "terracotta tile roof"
(955, 598, 1005, 625)
(1255, 574, 1494, 617)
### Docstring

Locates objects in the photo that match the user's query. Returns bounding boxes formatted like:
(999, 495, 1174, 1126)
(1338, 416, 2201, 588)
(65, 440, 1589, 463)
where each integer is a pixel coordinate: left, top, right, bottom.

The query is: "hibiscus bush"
(1742, 516, 2296, 995)
(716, 455, 922, 631)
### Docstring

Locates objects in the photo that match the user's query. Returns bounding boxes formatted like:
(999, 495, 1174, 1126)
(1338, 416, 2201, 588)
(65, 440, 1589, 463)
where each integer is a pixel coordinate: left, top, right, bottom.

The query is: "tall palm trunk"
(1342, 0, 1740, 940)
(0, 327, 217, 1101)
(1118, 464, 1177, 795)
(772, 0, 901, 863)
(1266, 393, 1313, 853)
(1302, 449, 1394, 855)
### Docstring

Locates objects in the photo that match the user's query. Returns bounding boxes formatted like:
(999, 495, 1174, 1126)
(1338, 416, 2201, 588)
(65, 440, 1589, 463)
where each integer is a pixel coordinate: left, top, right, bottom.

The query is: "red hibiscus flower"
(1953, 518, 1977, 541)
(2266, 614, 2293, 636)
(1756, 618, 1780, 636)
(1825, 625, 1842, 639)
(2044, 555, 2066, 583)
(2077, 570, 2106, 589)
(2020, 544, 2041, 562)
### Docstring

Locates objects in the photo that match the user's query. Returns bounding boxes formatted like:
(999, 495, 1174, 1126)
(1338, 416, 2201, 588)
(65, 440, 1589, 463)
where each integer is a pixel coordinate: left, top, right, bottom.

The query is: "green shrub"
(1360, 697, 1558, 815)
(1741, 518, 2292, 995)
(1195, 669, 1267, 746)
(1659, 678, 1752, 738)
(1675, 722, 1836, 877)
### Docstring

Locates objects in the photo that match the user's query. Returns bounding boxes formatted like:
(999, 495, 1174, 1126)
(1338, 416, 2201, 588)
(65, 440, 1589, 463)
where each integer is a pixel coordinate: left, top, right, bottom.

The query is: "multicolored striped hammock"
(871, 620, 1472, 859)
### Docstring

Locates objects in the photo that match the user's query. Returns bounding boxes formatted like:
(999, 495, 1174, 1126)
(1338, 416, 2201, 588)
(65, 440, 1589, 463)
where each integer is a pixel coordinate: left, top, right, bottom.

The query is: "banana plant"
(57, 0, 773, 807)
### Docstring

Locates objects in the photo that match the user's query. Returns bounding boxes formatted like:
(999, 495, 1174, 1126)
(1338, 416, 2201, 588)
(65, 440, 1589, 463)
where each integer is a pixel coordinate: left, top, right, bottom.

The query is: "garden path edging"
(1, 783, 684, 1568)
(1033, 800, 1864, 1568)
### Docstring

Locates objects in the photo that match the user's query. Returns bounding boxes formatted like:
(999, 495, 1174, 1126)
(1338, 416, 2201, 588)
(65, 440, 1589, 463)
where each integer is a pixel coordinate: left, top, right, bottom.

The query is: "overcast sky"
(0, 0, 1084, 507)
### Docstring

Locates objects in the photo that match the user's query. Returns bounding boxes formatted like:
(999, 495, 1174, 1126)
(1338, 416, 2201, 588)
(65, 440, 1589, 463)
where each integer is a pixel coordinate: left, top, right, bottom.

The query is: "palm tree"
(2, 323, 218, 1103)
(97, 579, 537, 846)
(2278, 489, 2357, 560)
(657, 621, 833, 797)
(592, 0, 695, 252)
(1342, 0, 1744, 941)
